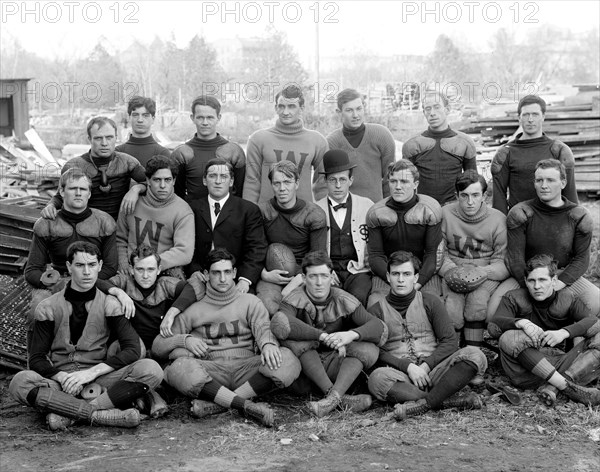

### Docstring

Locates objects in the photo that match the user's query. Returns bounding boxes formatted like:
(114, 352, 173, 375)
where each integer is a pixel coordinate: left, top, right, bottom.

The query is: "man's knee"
(487, 278, 519, 322)
(9, 370, 53, 405)
(281, 339, 319, 358)
(499, 330, 533, 358)
(367, 367, 408, 401)
(164, 358, 211, 396)
(346, 342, 379, 369)
(455, 346, 488, 374)
(128, 359, 164, 389)
(259, 347, 301, 388)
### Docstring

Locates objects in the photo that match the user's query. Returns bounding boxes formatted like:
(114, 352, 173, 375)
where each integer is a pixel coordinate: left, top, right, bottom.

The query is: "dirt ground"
(2, 353, 599, 472)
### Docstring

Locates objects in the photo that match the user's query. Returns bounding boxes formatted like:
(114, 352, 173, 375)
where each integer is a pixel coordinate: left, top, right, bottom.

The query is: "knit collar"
(86, 152, 113, 167)
(64, 281, 97, 303)
(188, 134, 228, 149)
(343, 123, 365, 136)
(126, 134, 157, 145)
(386, 194, 418, 212)
(513, 133, 550, 146)
(143, 185, 176, 208)
(424, 126, 455, 139)
(271, 196, 306, 214)
(386, 289, 417, 311)
(134, 279, 158, 299)
(205, 283, 240, 305)
(451, 201, 489, 223)
(531, 196, 574, 213)
(59, 207, 92, 223)
(275, 118, 304, 135)
(531, 290, 557, 309)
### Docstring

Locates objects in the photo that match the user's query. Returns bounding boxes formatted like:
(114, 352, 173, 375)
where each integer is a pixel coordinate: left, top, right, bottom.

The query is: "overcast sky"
(2, 0, 599, 66)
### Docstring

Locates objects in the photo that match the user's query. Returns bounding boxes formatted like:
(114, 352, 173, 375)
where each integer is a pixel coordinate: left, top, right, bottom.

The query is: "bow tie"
(331, 202, 347, 211)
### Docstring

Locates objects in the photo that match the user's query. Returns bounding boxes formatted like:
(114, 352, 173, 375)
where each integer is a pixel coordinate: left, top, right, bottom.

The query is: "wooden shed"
(0, 78, 32, 141)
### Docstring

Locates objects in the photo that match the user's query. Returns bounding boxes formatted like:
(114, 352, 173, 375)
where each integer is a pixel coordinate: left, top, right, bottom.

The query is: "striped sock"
(201, 380, 245, 410)
(464, 321, 485, 346)
(234, 374, 274, 400)
(517, 348, 556, 381)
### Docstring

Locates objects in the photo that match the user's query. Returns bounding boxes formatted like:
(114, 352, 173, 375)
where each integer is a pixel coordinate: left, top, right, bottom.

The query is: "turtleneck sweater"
(116, 186, 194, 272)
(506, 197, 592, 286)
(492, 133, 578, 214)
(172, 133, 246, 200)
(152, 284, 278, 360)
(244, 118, 328, 204)
(439, 201, 509, 280)
(327, 123, 396, 202)
(116, 134, 171, 167)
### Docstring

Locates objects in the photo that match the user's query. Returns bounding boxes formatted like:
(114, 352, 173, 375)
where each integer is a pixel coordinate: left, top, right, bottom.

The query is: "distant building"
(0, 79, 32, 141)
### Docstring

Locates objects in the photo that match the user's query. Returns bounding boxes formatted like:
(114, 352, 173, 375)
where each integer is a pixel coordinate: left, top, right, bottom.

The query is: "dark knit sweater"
(342, 124, 366, 148)
(172, 134, 246, 200)
(366, 195, 442, 286)
(370, 290, 457, 372)
(506, 198, 592, 286)
(488, 289, 598, 343)
(403, 127, 477, 205)
(116, 134, 171, 167)
(25, 208, 117, 288)
(491, 133, 578, 214)
(50, 151, 146, 220)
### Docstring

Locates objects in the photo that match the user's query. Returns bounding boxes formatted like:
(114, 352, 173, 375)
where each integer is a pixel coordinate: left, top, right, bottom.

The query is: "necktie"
(332, 202, 347, 211)
(214, 202, 221, 216)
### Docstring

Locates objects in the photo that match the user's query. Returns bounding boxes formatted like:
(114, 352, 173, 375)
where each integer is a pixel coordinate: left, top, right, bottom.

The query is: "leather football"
(265, 243, 297, 275)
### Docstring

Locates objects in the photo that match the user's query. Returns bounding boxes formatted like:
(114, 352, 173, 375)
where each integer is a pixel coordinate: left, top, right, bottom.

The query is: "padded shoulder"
(404, 194, 442, 225)
(171, 144, 194, 164)
(549, 140, 575, 165)
(215, 141, 246, 166)
(303, 202, 327, 230)
(366, 198, 398, 228)
(329, 286, 361, 314)
(103, 293, 124, 317)
(491, 145, 510, 175)
(506, 201, 534, 230)
(402, 134, 435, 159)
(440, 131, 477, 158)
(88, 208, 117, 233)
(33, 217, 64, 238)
(259, 200, 278, 222)
(114, 151, 142, 169)
(568, 205, 593, 233)
(34, 292, 64, 321)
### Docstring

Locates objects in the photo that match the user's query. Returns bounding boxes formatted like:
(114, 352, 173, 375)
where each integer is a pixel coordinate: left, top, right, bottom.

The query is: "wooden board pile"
(0, 274, 30, 370)
(460, 100, 600, 197)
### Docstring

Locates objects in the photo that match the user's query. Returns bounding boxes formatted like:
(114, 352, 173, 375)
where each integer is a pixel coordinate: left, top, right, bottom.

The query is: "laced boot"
(339, 394, 373, 413)
(90, 408, 141, 428)
(537, 384, 558, 407)
(243, 401, 274, 427)
(562, 380, 600, 406)
(190, 399, 228, 418)
(393, 399, 431, 421)
(308, 390, 341, 418)
(442, 392, 483, 410)
(135, 390, 169, 418)
(46, 413, 75, 431)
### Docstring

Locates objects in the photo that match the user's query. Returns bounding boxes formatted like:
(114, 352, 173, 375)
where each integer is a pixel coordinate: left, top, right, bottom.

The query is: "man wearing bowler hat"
(316, 150, 375, 306)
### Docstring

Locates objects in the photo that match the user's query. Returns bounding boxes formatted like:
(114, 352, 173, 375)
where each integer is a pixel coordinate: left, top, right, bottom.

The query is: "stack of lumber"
(0, 274, 30, 370)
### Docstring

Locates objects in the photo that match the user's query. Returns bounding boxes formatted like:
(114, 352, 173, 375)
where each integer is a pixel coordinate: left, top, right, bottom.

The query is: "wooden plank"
(0, 201, 42, 223)
(0, 234, 31, 252)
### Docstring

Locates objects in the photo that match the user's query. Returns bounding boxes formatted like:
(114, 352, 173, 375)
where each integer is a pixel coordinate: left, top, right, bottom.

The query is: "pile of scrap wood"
(0, 274, 30, 370)
(460, 93, 600, 197)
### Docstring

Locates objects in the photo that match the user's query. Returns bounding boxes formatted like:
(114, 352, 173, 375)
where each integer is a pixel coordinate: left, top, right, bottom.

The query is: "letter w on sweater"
(134, 216, 165, 250)
(273, 149, 309, 171)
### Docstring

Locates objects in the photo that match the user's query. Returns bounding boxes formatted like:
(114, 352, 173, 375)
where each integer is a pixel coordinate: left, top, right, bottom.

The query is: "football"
(265, 243, 298, 275)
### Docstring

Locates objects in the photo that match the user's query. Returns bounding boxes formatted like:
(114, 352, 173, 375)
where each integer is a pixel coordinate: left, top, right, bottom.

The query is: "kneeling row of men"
(10, 240, 600, 430)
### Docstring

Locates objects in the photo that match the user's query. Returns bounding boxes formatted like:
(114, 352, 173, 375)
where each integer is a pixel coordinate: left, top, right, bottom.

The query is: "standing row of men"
(11, 87, 600, 431)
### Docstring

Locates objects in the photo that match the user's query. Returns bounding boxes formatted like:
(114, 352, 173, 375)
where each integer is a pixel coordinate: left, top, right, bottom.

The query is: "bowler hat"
(319, 149, 357, 175)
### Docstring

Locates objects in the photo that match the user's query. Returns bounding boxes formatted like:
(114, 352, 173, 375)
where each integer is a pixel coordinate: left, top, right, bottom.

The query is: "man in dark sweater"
(502, 159, 599, 316)
(368, 251, 486, 420)
(257, 161, 328, 315)
(366, 160, 443, 307)
(403, 91, 477, 206)
(42, 117, 147, 221)
(9, 242, 164, 430)
(326, 88, 396, 203)
(492, 94, 578, 214)
(271, 251, 386, 417)
(488, 254, 600, 406)
(172, 95, 246, 200)
(188, 158, 267, 293)
(25, 168, 118, 350)
(116, 96, 171, 167)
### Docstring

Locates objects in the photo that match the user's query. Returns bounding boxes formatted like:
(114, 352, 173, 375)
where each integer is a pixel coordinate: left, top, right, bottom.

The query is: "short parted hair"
(275, 84, 304, 108)
(535, 159, 566, 181)
(524, 254, 558, 278)
(336, 88, 363, 110)
(191, 95, 221, 116)
(301, 250, 333, 274)
(127, 96, 157, 117)
(87, 116, 118, 139)
(455, 170, 488, 194)
(145, 155, 179, 179)
(268, 160, 299, 183)
(59, 167, 92, 190)
(204, 158, 234, 178)
(387, 160, 420, 182)
(206, 247, 236, 269)
(129, 244, 161, 267)
(66, 241, 101, 264)
(387, 250, 422, 275)
(518, 94, 546, 115)
(422, 90, 449, 108)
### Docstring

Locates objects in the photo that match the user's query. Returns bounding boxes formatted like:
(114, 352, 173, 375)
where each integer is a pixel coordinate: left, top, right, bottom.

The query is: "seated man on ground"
(152, 248, 301, 427)
(9, 242, 164, 430)
(437, 170, 509, 351)
(270, 251, 387, 417)
(257, 160, 327, 315)
(368, 251, 487, 420)
(488, 254, 600, 407)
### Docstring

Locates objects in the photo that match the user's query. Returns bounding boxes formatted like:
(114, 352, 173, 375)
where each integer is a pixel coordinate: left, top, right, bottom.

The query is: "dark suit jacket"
(188, 195, 267, 285)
